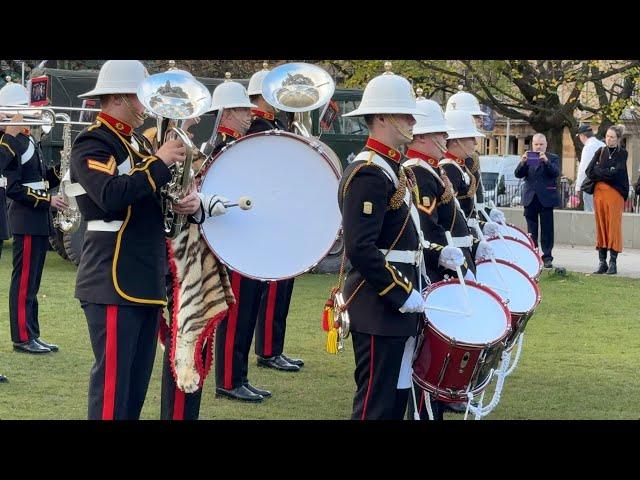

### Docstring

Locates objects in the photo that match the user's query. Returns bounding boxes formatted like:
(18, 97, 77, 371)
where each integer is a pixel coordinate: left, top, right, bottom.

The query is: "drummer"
(338, 63, 463, 420)
(205, 76, 278, 404)
(403, 91, 494, 419)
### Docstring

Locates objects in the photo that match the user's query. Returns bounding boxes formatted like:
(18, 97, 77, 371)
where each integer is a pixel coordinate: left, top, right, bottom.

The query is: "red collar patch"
(218, 125, 242, 139)
(251, 109, 275, 121)
(406, 148, 439, 167)
(366, 137, 402, 163)
(97, 112, 133, 136)
(444, 151, 464, 166)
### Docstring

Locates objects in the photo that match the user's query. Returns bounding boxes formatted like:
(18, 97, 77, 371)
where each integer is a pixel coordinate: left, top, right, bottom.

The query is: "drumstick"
(424, 305, 468, 316)
(223, 196, 253, 210)
(445, 231, 472, 316)
(469, 219, 509, 296)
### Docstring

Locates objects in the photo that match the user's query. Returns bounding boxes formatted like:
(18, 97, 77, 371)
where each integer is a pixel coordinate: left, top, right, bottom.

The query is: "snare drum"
(412, 279, 511, 402)
(486, 235, 543, 281)
(475, 259, 541, 350)
(493, 223, 535, 249)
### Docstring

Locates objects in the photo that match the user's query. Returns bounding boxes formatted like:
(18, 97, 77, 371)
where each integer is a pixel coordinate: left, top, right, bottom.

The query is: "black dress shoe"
(543, 259, 553, 269)
(281, 353, 304, 367)
(0, 374, 7, 383)
(244, 382, 272, 398)
(13, 339, 51, 354)
(215, 385, 264, 402)
(257, 355, 300, 372)
(35, 338, 59, 352)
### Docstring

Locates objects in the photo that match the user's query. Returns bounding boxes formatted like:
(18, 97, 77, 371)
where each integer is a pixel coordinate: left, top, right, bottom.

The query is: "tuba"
(53, 115, 81, 233)
(136, 68, 212, 238)
(261, 62, 335, 138)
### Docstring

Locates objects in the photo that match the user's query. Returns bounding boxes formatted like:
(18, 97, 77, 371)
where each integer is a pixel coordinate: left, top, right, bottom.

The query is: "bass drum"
(199, 131, 342, 280)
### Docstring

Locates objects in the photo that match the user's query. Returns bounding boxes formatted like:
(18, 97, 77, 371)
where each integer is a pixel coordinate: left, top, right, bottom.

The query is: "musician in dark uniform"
(196, 77, 277, 404)
(403, 94, 493, 420)
(246, 63, 303, 373)
(338, 64, 463, 420)
(69, 60, 195, 420)
(0, 82, 65, 355)
(0, 109, 26, 382)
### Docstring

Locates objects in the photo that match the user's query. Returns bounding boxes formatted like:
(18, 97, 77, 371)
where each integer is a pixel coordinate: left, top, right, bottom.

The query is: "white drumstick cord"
(445, 231, 472, 316)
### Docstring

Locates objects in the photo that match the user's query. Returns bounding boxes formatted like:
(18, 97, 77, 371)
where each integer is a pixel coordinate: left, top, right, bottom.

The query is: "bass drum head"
(199, 131, 341, 280)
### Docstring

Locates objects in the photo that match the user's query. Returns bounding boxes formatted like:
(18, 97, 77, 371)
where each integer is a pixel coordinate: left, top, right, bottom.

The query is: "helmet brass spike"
(224, 72, 231, 81)
(383, 61, 393, 75)
(262, 61, 269, 70)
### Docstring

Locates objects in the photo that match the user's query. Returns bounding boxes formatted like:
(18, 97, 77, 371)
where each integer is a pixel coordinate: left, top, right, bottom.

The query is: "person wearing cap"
(338, 63, 458, 420)
(69, 60, 193, 419)
(0, 80, 66, 355)
(446, 90, 496, 219)
(159, 77, 235, 421)
(0, 109, 26, 382)
(199, 75, 275, 404)
(439, 110, 488, 275)
(245, 63, 304, 373)
(515, 133, 560, 269)
(575, 124, 604, 212)
(403, 93, 493, 419)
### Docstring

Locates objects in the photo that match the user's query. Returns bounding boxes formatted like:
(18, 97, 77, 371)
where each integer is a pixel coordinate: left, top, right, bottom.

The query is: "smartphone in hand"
(526, 151, 540, 167)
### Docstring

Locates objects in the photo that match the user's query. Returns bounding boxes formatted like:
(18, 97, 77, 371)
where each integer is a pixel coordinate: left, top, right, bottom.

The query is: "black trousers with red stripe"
(254, 278, 295, 358)
(351, 332, 410, 420)
(160, 271, 207, 420)
(215, 269, 265, 390)
(82, 302, 160, 420)
(9, 234, 49, 343)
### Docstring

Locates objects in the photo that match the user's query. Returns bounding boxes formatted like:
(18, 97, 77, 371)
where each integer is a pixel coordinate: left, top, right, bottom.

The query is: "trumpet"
(0, 106, 56, 127)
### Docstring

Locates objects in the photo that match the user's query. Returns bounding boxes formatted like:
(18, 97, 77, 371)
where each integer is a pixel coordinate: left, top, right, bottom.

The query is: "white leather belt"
(87, 220, 123, 232)
(0, 177, 6, 188)
(23, 181, 46, 190)
(379, 249, 423, 266)
(451, 235, 473, 248)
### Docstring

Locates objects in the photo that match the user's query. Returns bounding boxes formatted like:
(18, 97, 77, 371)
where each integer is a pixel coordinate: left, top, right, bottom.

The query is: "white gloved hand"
(462, 171, 471, 186)
(475, 240, 494, 261)
(439, 246, 465, 270)
(489, 208, 506, 224)
(482, 221, 501, 238)
(202, 194, 228, 218)
(399, 289, 426, 313)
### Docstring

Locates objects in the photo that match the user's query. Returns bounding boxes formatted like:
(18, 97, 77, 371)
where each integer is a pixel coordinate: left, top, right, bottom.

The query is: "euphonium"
(136, 68, 212, 238)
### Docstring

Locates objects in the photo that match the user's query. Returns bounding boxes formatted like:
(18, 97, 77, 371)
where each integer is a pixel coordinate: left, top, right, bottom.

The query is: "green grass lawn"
(1, 241, 639, 420)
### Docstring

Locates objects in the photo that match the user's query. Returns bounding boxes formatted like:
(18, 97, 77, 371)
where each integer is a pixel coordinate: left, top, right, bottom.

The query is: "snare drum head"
(498, 223, 534, 247)
(199, 132, 342, 280)
(487, 236, 542, 279)
(475, 259, 540, 314)
(423, 280, 510, 345)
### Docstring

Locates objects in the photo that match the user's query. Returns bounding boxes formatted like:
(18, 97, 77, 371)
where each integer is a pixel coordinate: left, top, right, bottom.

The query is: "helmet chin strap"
(120, 94, 147, 123)
(387, 115, 414, 142)
(455, 139, 472, 158)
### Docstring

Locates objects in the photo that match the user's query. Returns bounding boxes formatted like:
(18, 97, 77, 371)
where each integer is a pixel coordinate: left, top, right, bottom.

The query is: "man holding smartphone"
(514, 133, 560, 268)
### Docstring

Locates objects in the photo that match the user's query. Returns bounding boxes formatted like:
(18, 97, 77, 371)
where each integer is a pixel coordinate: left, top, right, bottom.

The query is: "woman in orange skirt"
(586, 125, 629, 275)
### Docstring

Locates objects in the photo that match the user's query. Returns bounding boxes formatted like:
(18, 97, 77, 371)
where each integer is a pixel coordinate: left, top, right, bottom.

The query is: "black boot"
(607, 250, 618, 275)
(594, 248, 608, 274)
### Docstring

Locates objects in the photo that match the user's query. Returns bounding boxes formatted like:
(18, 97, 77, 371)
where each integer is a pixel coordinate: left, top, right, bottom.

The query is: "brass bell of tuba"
(136, 68, 212, 238)
(261, 62, 335, 138)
